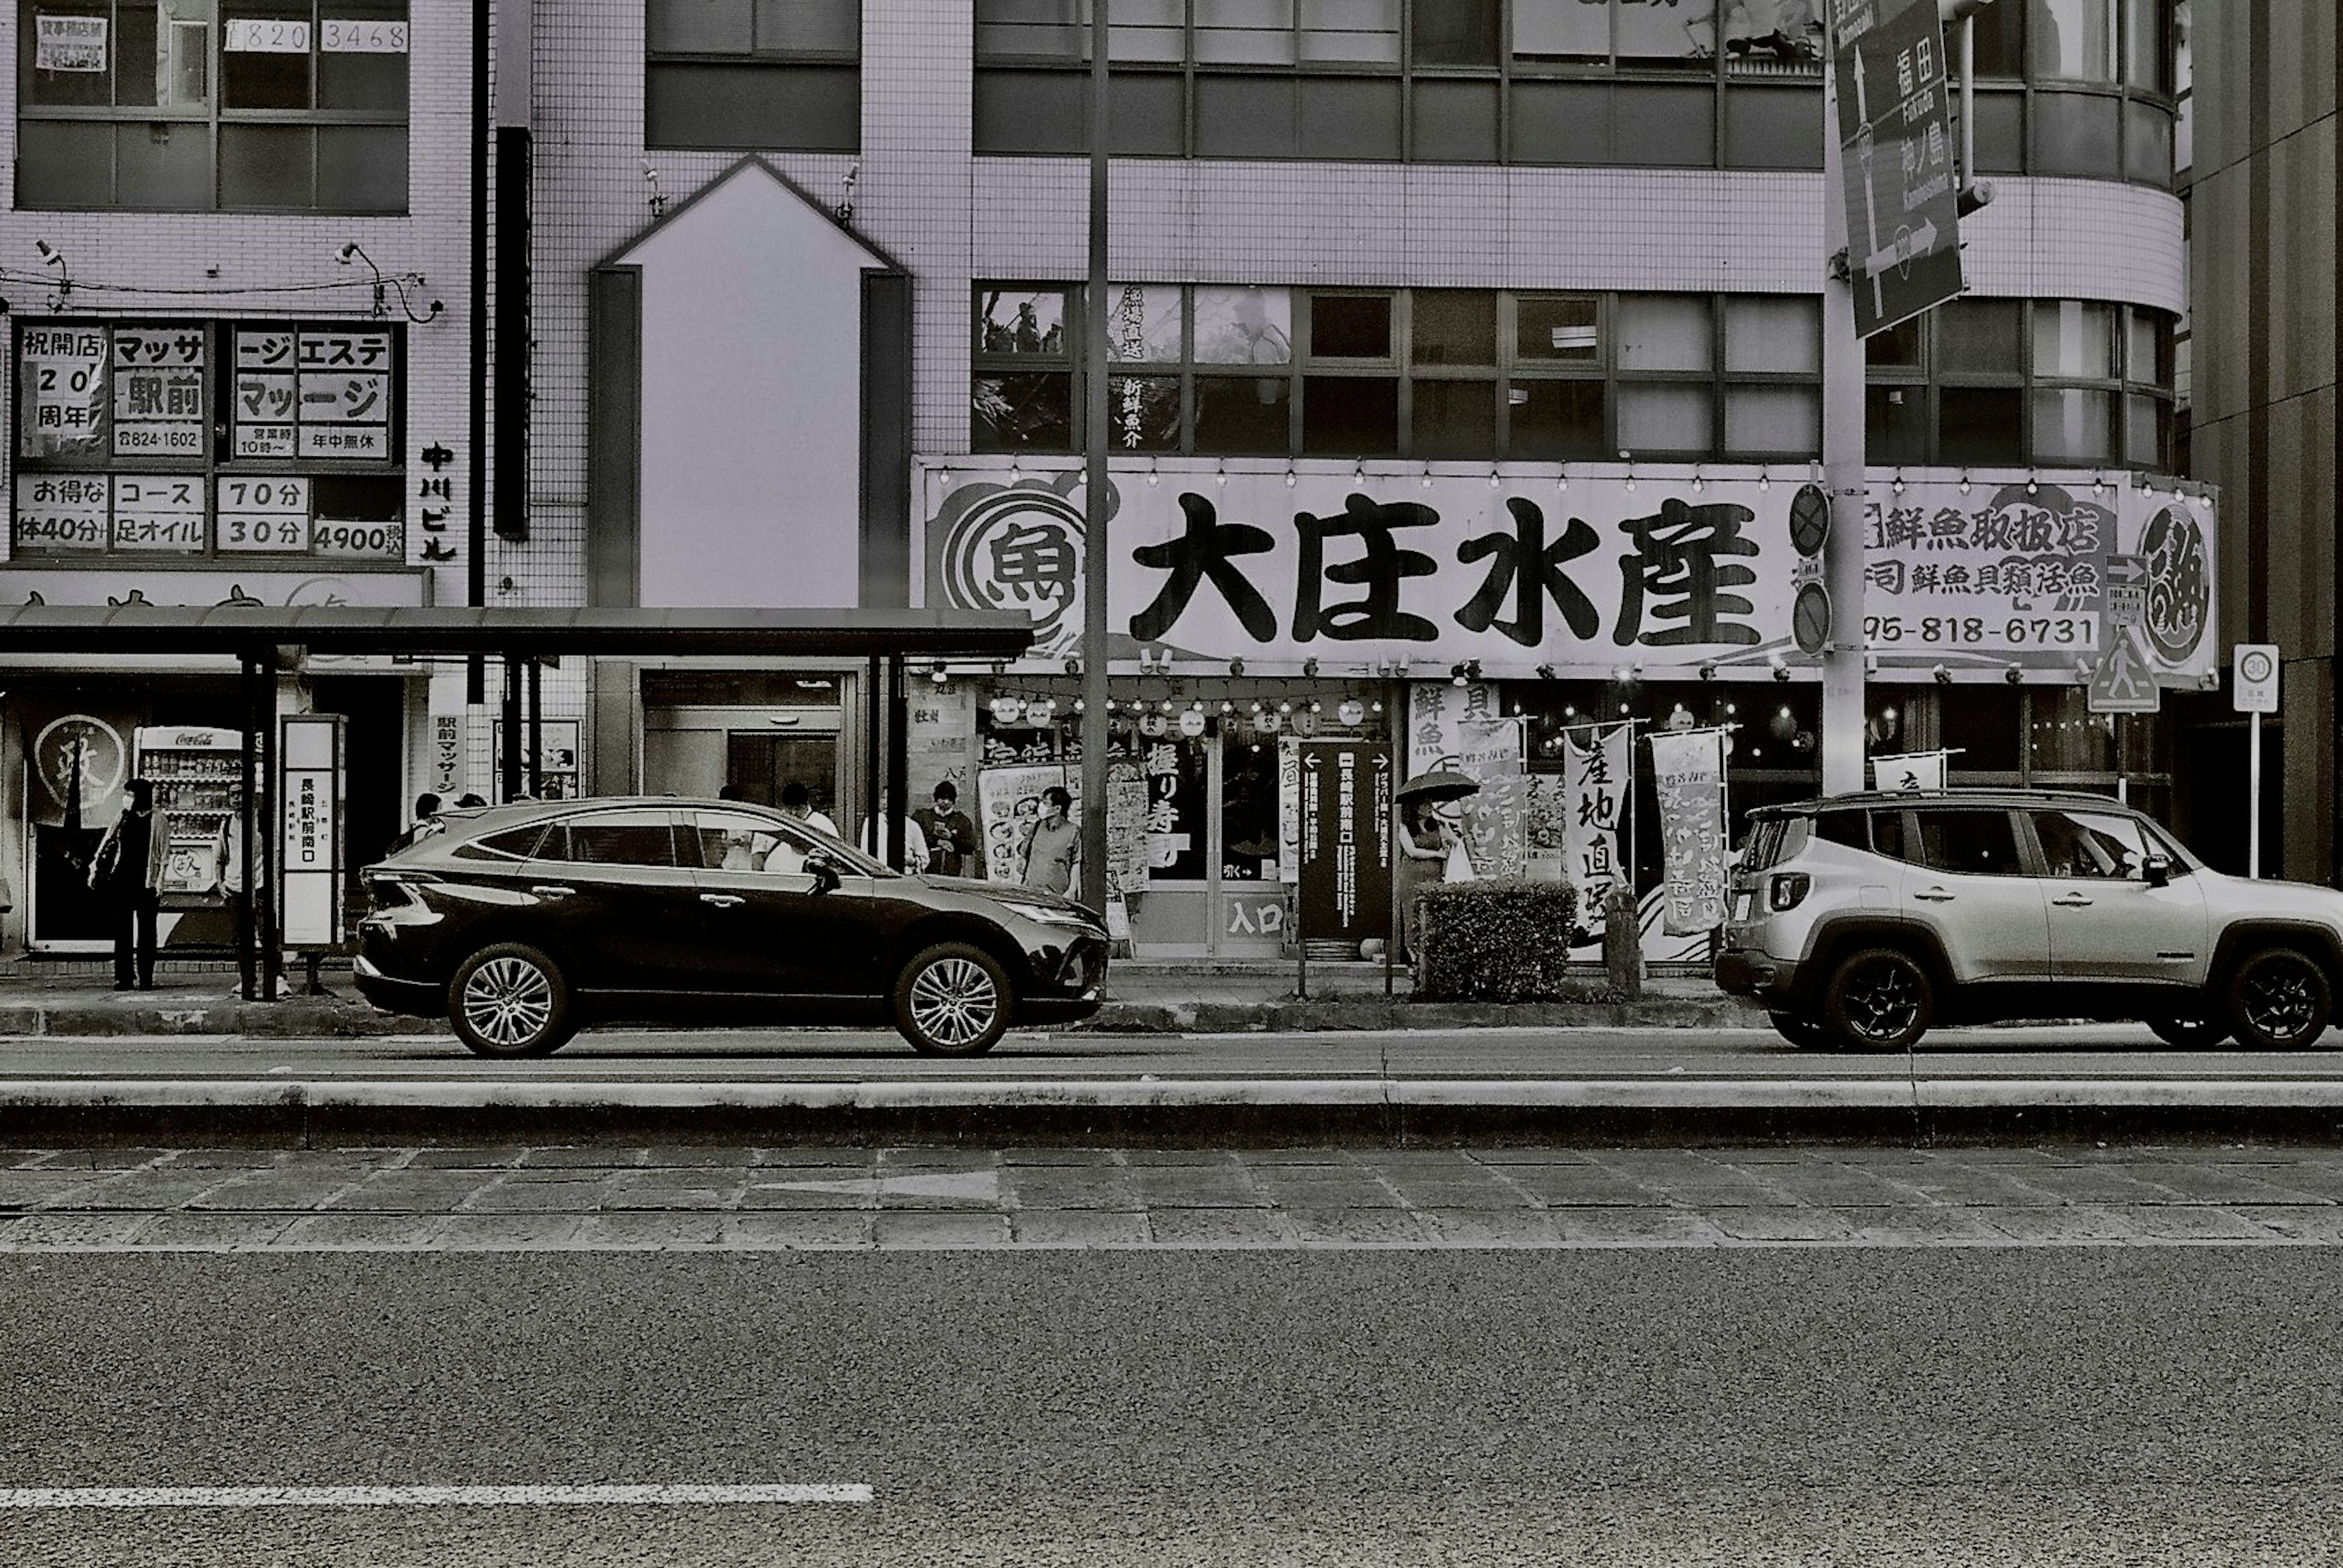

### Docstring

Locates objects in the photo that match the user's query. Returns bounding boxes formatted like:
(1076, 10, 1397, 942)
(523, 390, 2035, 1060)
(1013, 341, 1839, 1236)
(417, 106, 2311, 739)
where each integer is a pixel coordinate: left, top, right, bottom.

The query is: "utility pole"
(1079, 0, 1111, 913)
(1818, 51, 1867, 797)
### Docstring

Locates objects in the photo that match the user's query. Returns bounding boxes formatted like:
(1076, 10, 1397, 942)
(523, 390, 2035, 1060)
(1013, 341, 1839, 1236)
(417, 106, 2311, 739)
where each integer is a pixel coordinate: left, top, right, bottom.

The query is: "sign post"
(1295, 739, 1393, 999)
(278, 711, 345, 990)
(1831, 0, 1967, 340)
(2233, 644, 2280, 879)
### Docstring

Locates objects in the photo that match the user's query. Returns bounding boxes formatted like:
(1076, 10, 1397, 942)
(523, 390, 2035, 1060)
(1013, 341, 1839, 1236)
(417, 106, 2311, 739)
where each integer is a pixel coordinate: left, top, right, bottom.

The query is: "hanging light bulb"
(1758, 469, 1770, 493)
(1891, 471, 1907, 496)
(1959, 470, 1972, 495)
(1278, 700, 1293, 714)
(1421, 464, 1435, 489)
(1488, 470, 1502, 489)
(1556, 465, 1569, 494)
(1220, 700, 1234, 714)
(1284, 464, 1298, 488)
(1691, 468, 1705, 493)
(1214, 459, 1228, 486)
(1146, 459, 1161, 487)
(2026, 472, 2040, 497)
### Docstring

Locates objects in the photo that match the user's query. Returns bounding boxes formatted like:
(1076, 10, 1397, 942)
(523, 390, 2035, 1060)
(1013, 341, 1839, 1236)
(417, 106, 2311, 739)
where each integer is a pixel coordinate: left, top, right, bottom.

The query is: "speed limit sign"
(2233, 644, 2280, 714)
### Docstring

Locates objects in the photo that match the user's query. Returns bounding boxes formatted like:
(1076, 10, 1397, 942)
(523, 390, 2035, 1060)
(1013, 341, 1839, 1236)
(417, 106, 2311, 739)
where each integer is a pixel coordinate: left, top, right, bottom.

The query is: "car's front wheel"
(1768, 1012, 1834, 1051)
(893, 942, 1013, 1056)
(449, 942, 576, 1058)
(2145, 1012, 2231, 1049)
(2226, 948, 2333, 1051)
(1819, 948, 1934, 1053)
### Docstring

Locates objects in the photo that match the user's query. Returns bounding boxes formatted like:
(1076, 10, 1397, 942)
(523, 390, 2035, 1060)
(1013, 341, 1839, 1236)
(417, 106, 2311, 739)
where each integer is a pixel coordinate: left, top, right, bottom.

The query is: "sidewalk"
(0, 959, 1756, 1038)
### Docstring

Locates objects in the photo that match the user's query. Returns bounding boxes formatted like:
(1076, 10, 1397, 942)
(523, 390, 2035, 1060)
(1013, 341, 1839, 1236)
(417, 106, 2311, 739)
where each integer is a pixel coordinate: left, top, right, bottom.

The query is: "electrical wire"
(0, 268, 425, 300)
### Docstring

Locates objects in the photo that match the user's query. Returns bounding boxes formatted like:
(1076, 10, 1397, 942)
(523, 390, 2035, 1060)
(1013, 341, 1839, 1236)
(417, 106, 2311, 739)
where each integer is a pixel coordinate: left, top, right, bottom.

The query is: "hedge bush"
(1412, 879, 1580, 1002)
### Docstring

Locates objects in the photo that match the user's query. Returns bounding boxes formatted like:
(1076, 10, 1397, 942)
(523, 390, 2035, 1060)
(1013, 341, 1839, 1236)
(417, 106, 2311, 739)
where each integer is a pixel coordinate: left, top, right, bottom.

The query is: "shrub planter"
(1414, 880, 1580, 1002)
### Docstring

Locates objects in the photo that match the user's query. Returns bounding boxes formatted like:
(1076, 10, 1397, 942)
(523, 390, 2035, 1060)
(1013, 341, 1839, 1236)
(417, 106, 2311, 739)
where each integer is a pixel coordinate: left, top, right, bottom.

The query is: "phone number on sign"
(1863, 615, 2098, 648)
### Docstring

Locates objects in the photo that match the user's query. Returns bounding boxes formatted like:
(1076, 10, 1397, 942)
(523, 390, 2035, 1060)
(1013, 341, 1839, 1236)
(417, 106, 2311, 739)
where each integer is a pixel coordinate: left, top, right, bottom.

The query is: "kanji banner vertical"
(1563, 722, 1634, 935)
(1648, 728, 1728, 937)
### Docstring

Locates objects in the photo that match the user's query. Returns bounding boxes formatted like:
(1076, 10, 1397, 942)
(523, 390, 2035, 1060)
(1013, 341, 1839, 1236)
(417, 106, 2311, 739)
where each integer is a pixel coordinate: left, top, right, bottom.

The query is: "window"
(12, 318, 406, 561)
(2033, 0, 2117, 82)
(688, 808, 819, 874)
(971, 286, 1074, 452)
(645, 0, 859, 151)
(19, 0, 409, 210)
(545, 811, 678, 868)
(2031, 809, 2148, 880)
(454, 824, 547, 862)
(1813, 811, 1870, 851)
(1914, 810, 2025, 877)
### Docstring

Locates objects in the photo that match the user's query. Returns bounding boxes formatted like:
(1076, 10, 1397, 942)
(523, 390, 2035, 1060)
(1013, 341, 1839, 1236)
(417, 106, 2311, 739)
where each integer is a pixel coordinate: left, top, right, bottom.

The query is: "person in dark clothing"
(914, 781, 980, 880)
(89, 779, 168, 990)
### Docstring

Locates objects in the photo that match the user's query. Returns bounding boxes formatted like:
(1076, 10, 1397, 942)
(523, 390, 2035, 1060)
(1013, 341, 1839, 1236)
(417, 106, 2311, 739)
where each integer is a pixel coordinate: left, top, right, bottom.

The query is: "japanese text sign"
(1564, 724, 1634, 935)
(1648, 728, 1727, 937)
(1831, 0, 1964, 338)
(1294, 740, 1392, 945)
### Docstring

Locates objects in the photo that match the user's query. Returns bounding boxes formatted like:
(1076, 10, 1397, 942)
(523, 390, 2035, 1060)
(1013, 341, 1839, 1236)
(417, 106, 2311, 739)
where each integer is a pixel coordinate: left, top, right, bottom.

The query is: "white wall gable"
(615, 162, 888, 610)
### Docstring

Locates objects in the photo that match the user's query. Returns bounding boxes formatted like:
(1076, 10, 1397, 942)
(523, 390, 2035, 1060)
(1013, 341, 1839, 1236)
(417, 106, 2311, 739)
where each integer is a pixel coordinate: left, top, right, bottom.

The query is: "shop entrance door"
(643, 704, 842, 815)
(726, 733, 840, 819)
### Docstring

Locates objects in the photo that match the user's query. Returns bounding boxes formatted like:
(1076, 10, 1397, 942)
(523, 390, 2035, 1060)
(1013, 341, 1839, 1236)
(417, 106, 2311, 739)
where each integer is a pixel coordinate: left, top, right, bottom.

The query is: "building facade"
(2, 0, 2206, 960)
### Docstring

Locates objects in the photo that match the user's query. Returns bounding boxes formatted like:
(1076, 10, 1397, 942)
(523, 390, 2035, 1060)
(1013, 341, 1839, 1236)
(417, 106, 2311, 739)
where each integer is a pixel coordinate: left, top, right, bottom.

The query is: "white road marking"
(756, 1171, 999, 1201)
(0, 1484, 871, 1509)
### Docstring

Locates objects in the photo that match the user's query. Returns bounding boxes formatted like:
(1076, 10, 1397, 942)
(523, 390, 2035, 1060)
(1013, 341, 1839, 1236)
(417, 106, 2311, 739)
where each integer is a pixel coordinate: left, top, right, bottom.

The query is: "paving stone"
(1145, 1208, 1291, 1246)
(1129, 1168, 1264, 1208)
(572, 1213, 725, 1248)
(0, 1172, 115, 1210)
(129, 1213, 296, 1250)
(0, 1151, 57, 1170)
(722, 1212, 872, 1250)
(322, 1175, 500, 1212)
(1838, 1207, 2015, 1245)
(1707, 1206, 1861, 1243)
(1978, 1206, 2139, 1243)
(1412, 1209, 1562, 1246)
(872, 1210, 1012, 1249)
(1583, 1153, 1788, 1206)
(877, 1148, 1000, 1171)
(1882, 1166, 2067, 1207)
(1123, 1150, 1243, 1167)
(435, 1214, 585, 1249)
(749, 1147, 877, 1167)
(270, 1214, 446, 1250)
(997, 1170, 1140, 1210)
(405, 1146, 530, 1170)
(2104, 1205, 2284, 1242)
(1466, 1149, 1602, 1165)
(2, 1213, 159, 1248)
(30, 1149, 176, 1171)
(1549, 1209, 1730, 1245)
(1737, 1164, 1924, 1209)
(738, 1176, 877, 1210)
(2204, 1160, 2343, 1202)
(1491, 1165, 1663, 1207)
(165, 1149, 286, 1169)
(1243, 1177, 1406, 1209)
(1284, 1208, 1430, 1246)
(998, 1148, 1124, 1166)
(186, 1173, 363, 1212)
(1226, 1148, 1362, 1165)
(591, 1173, 748, 1210)
(2105, 1162, 2334, 1206)
(1374, 1177, 1538, 1211)
(633, 1145, 762, 1168)
(2233, 1206, 2343, 1242)
(1009, 1209, 1151, 1247)
(518, 1146, 647, 1168)
(73, 1173, 242, 1210)
(460, 1181, 606, 1214)
(1993, 1167, 2183, 1206)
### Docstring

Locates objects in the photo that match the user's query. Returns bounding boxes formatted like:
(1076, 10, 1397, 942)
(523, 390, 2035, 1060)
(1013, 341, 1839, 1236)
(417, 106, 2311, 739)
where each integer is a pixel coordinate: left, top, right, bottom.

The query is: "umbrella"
(1395, 769, 1480, 805)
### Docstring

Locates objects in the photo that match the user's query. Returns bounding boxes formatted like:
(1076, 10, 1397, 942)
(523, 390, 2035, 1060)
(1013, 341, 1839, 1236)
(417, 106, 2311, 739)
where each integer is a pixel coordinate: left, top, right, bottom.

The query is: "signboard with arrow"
(1831, 0, 1966, 339)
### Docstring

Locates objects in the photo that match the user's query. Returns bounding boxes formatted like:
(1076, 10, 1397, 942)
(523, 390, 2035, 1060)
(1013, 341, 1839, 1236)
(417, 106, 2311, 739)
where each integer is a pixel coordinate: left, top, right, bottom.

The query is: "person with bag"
(89, 779, 170, 991)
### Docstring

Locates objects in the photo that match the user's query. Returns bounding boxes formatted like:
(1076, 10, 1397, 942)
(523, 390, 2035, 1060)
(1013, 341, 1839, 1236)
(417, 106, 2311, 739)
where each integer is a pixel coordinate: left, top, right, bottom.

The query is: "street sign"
(1792, 581, 1833, 656)
(2086, 622, 2162, 714)
(2233, 643, 2280, 714)
(1830, 0, 1965, 339)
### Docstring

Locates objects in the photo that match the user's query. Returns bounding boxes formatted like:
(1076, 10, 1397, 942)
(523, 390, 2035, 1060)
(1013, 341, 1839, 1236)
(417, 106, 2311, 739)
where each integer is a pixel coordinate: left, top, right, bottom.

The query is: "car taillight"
(365, 871, 436, 911)
(1769, 872, 1810, 912)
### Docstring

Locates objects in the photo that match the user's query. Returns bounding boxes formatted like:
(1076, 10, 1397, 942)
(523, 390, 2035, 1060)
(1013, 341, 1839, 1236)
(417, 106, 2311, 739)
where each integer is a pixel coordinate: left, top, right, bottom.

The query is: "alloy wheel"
(1845, 960, 1921, 1043)
(461, 956, 555, 1051)
(2242, 961, 2320, 1042)
(907, 957, 1001, 1050)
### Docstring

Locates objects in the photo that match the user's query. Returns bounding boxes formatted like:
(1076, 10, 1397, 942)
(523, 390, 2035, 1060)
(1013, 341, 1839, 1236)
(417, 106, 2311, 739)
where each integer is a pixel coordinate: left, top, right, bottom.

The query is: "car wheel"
(893, 942, 1014, 1057)
(449, 942, 575, 1059)
(1820, 948, 1934, 1053)
(2145, 1012, 2232, 1049)
(2226, 948, 2333, 1051)
(1768, 1012, 1835, 1051)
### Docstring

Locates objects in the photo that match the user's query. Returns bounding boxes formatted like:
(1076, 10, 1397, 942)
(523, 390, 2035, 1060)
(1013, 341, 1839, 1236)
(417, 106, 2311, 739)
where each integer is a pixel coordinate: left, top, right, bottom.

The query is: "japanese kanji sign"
(1294, 740, 1392, 946)
(18, 325, 106, 459)
(235, 326, 394, 459)
(1647, 727, 1728, 937)
(1830, 0, 1965, 339)
(110, 326, 206, 456)
(923, 461, 2217, 683)
(1563, 724, 1634, 937)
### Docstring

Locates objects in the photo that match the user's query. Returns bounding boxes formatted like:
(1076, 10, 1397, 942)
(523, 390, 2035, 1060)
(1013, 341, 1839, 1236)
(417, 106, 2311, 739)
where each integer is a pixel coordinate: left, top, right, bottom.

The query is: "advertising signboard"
(1294, 739, 1392, 948)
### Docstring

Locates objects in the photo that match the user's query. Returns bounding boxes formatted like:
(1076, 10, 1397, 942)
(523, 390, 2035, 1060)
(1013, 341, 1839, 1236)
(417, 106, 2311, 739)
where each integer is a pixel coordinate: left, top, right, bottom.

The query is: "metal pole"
(1078, 0, 1112, 915)
(238, 651, 258, 1002)
(886, 653, 910, 872)
(257, 646, 281, 1002)
(1819, 41, 1869, 796)
(526, 658, 542, 797)
(2250, 710, 2264, 878)
(499, 655, 522, 802)
(1384, 678, 1400, 997)
(865, 655, 882, 847)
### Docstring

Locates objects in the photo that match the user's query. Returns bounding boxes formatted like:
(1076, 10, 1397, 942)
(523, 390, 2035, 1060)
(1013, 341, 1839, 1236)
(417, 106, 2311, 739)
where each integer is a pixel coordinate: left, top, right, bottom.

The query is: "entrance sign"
(2086, 622, 2162, 714)
(1294, 740, 1392, 948)
(2232, 644, 2280, 714)
(1831, 0, 1965, 339)
(278, 713, 345, 948)
(1647, 728, 1728, 937)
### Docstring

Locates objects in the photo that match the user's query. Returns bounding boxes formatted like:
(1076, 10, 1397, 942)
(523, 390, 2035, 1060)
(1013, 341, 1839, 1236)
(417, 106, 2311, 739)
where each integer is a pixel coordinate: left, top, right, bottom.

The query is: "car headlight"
(999, 900, 1094, 929)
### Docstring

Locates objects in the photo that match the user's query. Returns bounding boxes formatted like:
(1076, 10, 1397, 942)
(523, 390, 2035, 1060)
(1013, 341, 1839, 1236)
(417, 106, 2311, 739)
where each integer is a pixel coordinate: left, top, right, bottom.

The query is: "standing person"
(211, 810, 245, 932)
(406, 792, 444, 847)
(914, 781, 980, 879)
(779, 780, 840, 839)
(860, 794, 931, 872)
(88, 779, 170, 991)
(1020, 785, 1079, 896)
(1394, 797, 1453, 968)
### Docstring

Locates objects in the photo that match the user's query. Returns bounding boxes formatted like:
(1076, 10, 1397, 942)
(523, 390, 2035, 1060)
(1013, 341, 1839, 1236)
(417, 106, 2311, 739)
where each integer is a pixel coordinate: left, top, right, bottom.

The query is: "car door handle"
(1913, 888, 1956, 902)
(700, 893, 745, 909)
(2052, 893, 2095, 907)
(530, 885, 575, 899)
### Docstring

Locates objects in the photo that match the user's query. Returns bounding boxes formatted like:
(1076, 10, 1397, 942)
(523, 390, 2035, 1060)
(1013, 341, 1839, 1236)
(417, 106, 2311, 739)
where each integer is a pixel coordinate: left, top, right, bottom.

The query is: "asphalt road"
(2, 1021, 2338, 1083)
(2, 1244, 2340, 1564)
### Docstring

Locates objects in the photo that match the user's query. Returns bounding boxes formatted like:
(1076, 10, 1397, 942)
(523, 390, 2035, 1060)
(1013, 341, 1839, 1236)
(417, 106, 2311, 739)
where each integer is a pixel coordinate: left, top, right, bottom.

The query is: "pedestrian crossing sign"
(2086, 622, 2162, 714)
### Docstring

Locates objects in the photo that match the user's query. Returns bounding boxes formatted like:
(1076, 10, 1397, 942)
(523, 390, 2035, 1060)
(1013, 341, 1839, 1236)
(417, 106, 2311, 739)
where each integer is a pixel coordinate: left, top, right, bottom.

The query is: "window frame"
(642, 0, 862, 153)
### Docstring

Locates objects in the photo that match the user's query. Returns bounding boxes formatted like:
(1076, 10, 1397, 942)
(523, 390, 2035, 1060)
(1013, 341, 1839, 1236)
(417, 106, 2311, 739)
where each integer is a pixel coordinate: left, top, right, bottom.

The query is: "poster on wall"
(1563, 722, 1634, 938)
(1293, 739, 1392, 947)
(1647, 727, 1727, 937)
(1106, 758, 1150, 896)
(1453, 718, 1528, 882)
(976, 764, 1065, 886)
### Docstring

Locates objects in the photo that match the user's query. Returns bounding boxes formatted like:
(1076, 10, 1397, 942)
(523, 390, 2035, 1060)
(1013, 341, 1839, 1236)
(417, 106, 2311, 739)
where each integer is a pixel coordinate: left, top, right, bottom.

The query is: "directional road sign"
(2086, 622, 2162, 715)
(2103, 553, 2149, 627)
(2233, 643, 2280, 714)
(1831, 0, 1966, 339)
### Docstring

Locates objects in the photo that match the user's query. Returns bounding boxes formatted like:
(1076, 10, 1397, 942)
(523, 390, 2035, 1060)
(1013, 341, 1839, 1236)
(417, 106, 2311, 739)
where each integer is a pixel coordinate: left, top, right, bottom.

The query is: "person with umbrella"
(1394, 770, 1478, 968)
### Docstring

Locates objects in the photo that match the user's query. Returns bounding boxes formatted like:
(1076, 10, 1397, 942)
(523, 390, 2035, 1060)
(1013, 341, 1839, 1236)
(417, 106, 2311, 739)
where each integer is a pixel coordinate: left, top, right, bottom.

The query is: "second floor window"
(644, 0, 859, 151)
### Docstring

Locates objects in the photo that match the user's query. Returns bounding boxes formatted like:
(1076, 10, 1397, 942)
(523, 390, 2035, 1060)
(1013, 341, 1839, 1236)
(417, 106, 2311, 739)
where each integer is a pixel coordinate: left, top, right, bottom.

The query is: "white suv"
(1717, 789, 2343, 1052)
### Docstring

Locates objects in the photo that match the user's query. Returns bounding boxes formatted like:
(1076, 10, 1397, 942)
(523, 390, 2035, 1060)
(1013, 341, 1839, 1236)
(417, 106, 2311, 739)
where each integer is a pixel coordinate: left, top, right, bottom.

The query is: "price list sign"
(110, 475, 205, 552)
(215, 477, 311, 553)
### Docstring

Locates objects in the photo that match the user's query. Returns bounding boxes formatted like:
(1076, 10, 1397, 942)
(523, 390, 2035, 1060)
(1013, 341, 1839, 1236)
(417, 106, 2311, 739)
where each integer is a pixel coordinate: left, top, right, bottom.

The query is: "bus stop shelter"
(0, 605, 1036, 1000)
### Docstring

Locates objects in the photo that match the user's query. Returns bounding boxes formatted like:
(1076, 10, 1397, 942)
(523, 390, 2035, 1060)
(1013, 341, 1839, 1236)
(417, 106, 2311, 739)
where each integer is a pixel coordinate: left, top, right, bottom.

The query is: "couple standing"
(1395, 797, 1474, 966)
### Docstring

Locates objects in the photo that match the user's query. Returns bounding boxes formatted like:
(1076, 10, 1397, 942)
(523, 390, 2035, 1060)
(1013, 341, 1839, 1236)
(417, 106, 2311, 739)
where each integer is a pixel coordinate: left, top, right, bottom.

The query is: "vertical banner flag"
(1564, 724, 1633, 936)
(1870, 750, 1948, 792)
(1455, 718, 1528, 881)
(1648, 728, 1727, 937)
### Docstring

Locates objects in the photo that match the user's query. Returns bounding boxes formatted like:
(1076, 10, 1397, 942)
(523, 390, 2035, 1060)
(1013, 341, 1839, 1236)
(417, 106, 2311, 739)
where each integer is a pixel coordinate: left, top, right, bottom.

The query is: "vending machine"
(131, 726, 244, 905)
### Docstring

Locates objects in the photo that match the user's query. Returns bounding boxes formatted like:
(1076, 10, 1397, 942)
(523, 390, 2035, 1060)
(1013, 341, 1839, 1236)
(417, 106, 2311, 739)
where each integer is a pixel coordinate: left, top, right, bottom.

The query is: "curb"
(5, 1077, 2342, 1147)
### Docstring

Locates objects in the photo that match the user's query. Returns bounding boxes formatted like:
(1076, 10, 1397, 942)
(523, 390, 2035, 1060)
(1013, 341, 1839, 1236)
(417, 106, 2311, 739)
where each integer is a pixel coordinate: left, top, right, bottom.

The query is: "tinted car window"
(542, 812, 677, 868)
(1914, 810, 2024, 876)
(1872, 810, 1913, 862)
(1813, 811, 1869, 851)
(2034, 808, 2149, 880)
(688, 810, 820, 874)
(452, 824, 545, 861)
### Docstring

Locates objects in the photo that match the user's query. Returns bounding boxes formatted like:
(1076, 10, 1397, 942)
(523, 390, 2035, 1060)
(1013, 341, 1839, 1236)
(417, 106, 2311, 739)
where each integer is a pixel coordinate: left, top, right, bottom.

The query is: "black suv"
(353, 798, 1109, 1057)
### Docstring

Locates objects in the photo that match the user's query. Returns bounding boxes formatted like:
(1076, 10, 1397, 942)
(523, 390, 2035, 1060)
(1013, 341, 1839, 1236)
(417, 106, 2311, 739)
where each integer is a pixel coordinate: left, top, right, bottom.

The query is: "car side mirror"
(2142, 854, 2172, 888)
(805, 853, 842, 896)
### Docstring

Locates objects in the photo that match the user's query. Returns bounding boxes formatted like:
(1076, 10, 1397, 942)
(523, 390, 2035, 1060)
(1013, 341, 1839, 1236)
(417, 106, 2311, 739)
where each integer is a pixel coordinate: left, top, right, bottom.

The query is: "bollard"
(1602, 886, 1643, 1000)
